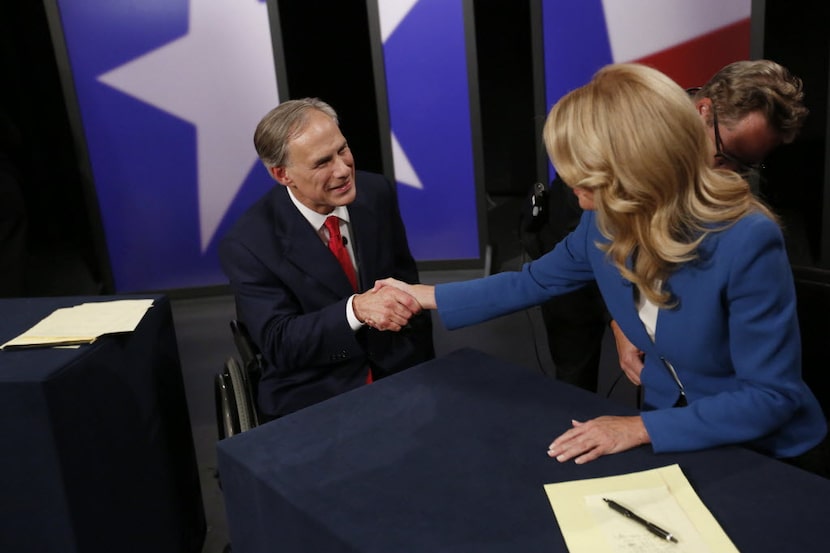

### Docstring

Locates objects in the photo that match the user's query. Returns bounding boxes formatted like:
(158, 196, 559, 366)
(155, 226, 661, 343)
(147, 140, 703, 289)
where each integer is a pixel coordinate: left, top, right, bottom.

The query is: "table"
(0, 296, 205, 553)
(217, 348, 830, 553)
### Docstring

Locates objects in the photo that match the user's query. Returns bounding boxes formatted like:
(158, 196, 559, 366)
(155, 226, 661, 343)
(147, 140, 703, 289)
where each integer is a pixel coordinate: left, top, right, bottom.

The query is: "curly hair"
(693, 59, 808, 144)
(544, 63, 776, 307)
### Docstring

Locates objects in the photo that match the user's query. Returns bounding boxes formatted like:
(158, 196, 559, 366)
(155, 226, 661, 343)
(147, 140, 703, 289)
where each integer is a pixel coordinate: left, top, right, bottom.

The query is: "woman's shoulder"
(703, 210, 784, 262)
(725, 210, 782, 240)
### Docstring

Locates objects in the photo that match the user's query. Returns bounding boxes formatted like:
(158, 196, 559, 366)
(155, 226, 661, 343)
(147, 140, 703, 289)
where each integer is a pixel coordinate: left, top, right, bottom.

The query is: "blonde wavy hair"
(543, 63, 775, 307)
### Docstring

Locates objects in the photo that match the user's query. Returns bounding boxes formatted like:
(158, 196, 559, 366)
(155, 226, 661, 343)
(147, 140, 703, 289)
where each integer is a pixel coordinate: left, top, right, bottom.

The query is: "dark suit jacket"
(219, 171, 434, 418)
(520, 175, 582, 260)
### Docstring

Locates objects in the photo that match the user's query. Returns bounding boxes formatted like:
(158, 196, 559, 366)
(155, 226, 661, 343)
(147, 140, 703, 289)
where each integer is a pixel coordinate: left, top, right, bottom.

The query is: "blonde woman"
(379, 64, 827, 476)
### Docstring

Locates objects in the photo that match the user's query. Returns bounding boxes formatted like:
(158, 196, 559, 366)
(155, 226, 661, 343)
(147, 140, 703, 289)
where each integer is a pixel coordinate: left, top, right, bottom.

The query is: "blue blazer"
(436, 210, 826, 458)
(219, 171, 434, 418)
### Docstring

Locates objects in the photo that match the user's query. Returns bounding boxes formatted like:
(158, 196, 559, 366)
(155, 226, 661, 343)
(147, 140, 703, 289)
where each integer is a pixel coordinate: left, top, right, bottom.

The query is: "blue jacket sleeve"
(436, 211, 597, 330)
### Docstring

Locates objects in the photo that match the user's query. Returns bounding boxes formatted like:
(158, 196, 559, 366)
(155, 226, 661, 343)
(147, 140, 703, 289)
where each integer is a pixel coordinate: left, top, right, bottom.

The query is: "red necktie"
(325, 215, 358, 291)
(324, 216, 372, 384)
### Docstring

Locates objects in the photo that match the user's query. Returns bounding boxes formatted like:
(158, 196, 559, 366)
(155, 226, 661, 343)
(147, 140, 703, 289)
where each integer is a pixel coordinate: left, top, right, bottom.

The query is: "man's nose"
(333, 155, 352, 176)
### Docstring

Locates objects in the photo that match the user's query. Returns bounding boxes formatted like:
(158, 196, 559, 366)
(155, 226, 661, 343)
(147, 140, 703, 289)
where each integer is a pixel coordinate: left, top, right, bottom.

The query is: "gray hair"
(253, 98, 339, 169)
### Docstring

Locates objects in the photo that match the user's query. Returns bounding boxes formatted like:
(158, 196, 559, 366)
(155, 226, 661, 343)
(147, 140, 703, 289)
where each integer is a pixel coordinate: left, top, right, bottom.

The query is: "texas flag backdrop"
(372, 0, 483, 264)
(49, 0, 279, 292)
(48, 0, 750, 292)
(540, 0, 751, 179)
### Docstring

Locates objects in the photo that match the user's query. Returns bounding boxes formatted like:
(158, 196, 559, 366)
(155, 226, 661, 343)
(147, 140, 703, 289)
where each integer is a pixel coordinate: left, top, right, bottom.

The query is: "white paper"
(1, 299, 154, 349)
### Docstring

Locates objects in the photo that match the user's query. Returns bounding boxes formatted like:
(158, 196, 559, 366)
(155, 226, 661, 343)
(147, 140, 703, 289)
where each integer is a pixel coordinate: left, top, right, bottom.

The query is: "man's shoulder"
(520, 175, 585, 258)
(353, 170, 397, 213)
(356, 169, 389, 182)
(355, 170, 393, 193)
(223, 185, 286, 242)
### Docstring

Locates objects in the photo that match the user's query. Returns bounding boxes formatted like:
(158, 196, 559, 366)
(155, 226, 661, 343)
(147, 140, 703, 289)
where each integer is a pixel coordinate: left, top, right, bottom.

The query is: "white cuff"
(346, 294, 364, 331)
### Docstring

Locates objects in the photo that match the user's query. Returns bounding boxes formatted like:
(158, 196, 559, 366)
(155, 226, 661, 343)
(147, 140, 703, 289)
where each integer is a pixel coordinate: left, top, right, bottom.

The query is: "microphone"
(342, 236, 348, 246)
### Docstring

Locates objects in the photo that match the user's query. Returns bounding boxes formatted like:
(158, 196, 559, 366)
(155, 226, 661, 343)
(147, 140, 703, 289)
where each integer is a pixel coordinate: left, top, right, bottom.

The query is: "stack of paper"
(544, 464, 738, 552)
(1, 299, 155, 349)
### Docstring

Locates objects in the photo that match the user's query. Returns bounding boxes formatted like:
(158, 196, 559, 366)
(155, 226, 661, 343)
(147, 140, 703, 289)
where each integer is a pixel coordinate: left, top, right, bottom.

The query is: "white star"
(378, 0, 420, 42)
(376, 0, 425, 190)
(390, 132, 422, 189)
(98, 0, 279, 251)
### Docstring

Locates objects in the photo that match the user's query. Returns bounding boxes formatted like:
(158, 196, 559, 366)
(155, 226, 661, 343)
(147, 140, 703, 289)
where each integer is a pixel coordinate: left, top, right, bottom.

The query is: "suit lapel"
(596, 250, 655, 352)
(271, 187, 355, 297)
(348, 186, 380, 291)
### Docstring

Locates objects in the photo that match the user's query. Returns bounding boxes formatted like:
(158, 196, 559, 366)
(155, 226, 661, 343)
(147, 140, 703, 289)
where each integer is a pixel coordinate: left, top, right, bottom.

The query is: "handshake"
(352, 278, 436, 331)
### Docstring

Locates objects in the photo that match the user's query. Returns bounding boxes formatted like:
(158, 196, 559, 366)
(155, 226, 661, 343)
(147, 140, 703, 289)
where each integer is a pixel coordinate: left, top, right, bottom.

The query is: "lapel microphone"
(342, 236, 348, 246)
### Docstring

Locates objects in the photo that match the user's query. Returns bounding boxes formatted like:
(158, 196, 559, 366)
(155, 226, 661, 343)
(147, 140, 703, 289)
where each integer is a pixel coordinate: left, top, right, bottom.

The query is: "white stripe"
(601, 0, 751, 62)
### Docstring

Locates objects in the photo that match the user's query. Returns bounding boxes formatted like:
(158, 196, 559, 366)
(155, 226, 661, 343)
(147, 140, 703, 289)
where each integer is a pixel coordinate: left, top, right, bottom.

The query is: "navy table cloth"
(218, 348, 830, 553)
(0, 295, 205, 553)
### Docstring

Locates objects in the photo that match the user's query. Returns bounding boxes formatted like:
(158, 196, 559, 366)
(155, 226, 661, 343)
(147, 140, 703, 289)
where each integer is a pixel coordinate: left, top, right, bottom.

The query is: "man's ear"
(696, 97, 712, 120)
(271, 165, 290, 185)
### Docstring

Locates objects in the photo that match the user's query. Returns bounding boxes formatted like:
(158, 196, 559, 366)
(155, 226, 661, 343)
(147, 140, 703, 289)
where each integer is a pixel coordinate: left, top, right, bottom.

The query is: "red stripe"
(634, 18, 751, 89)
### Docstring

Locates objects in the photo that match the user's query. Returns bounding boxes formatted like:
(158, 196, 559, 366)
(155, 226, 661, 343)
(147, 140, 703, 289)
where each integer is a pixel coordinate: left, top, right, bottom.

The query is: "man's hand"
(610, 320, 644, 385)
(547, 416, 650, 464)
(352, 286, 422, 331)
(374, 278, 437, 310)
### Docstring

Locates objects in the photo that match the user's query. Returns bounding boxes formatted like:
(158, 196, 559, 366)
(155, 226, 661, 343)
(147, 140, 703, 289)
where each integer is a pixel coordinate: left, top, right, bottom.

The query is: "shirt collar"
(286, 186, 351, 230)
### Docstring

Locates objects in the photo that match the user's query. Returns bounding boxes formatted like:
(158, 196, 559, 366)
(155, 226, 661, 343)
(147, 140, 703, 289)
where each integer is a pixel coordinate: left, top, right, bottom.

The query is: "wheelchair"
(214, 320, 263, 440)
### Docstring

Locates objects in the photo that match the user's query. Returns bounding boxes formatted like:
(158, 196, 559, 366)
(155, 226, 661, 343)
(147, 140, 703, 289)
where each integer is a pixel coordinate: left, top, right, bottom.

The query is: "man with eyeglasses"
(690, 59, 807, 190)
(521, 59, 809, 393)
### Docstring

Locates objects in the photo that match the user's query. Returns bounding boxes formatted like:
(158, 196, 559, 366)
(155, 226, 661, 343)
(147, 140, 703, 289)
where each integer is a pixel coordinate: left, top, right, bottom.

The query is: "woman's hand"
(610, 320, 644, 385)
(352, 286, 422, 331)
(547, 416, 650, 464)
(374, 278, 437, 310)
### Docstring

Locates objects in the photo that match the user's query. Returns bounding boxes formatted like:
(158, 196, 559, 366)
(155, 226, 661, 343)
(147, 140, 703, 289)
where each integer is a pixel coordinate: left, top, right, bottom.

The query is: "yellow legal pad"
(1, 299, 154, 349)
(544, 464, 738, 553)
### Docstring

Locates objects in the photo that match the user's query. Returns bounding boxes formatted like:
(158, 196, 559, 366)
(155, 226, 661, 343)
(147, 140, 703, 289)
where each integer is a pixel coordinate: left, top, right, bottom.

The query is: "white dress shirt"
(286, 188, 363, 330)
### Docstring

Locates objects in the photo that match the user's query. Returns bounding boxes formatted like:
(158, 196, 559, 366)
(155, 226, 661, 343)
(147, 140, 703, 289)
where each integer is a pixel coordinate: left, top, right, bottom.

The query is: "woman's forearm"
(413, 284, 437, 310)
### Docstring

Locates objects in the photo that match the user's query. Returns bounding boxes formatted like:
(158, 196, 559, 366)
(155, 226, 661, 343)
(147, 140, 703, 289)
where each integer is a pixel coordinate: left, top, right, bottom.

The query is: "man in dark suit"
(219, 98, 434, 419)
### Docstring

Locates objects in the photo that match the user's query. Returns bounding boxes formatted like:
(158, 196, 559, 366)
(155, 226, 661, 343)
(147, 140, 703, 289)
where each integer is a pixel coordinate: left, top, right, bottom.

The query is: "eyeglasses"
(711, 104, 765, 175)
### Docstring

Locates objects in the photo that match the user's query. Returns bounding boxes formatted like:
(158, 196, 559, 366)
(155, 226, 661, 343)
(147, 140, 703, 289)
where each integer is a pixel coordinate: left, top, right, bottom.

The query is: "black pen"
(603, 498, 679, 543)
